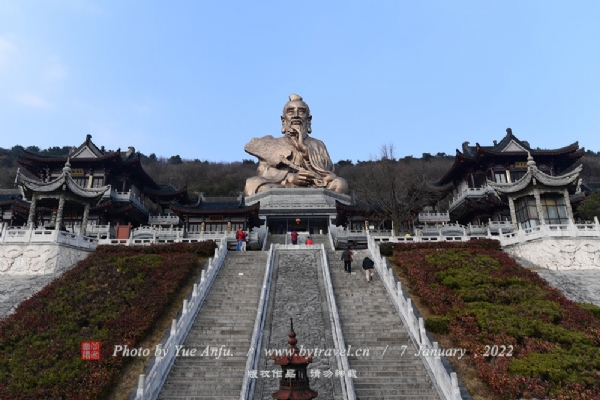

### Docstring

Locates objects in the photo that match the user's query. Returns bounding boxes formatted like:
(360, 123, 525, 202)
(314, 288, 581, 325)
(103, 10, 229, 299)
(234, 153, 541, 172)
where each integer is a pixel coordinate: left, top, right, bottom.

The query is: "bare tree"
(352, 144, 451, 235)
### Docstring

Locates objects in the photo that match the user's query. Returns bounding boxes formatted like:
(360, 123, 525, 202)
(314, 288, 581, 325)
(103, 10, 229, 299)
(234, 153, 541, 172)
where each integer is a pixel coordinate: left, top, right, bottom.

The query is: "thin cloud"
(43, 55, 67, 82)
(15, 93, 52, 109)
(0, 36, 17, 67)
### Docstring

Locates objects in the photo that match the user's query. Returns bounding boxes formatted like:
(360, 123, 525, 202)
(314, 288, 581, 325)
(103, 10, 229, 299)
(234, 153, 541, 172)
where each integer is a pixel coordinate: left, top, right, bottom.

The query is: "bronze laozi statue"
(244, 94, 349, 195)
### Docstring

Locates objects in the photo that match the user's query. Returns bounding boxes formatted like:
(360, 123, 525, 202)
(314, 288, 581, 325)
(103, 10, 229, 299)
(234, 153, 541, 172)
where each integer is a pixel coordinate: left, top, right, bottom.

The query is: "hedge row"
(389, 241, 600, 400)
(0, 241, 216, 399)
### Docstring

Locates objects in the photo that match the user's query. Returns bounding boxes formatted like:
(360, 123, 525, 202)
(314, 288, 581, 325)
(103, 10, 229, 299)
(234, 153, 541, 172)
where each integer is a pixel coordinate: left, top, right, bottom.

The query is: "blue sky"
(1, 1, 599, 163)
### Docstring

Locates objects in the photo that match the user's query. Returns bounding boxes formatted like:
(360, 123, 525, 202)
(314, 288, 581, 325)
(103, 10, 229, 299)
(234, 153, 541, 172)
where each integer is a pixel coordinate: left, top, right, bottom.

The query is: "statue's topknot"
(289, 94, 303, 102)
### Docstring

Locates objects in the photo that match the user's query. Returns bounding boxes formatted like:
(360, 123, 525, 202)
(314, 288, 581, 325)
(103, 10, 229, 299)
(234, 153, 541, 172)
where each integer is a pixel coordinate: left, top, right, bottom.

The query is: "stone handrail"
(497, 219, 600, 246)
(466, 224, 487, 235)
(336, 229, 369, 238)
(417, 212, 450, 223)
(366, 233, 462, 400)
(110, 190, 148, 214)
(319, 244, 356, 400)
(0, 226, 97, 250)
(329, 222, 339, 248)
(239, 245, 275, 399)
(57, 231, 98, 249)
(265, 244, 355, 398)
(135, 237, 228, 400)
(449, 186, 495, 212)
(328, 228, 336, 251)
(148, 215, 180, 225)
(261, 230, 269, 251)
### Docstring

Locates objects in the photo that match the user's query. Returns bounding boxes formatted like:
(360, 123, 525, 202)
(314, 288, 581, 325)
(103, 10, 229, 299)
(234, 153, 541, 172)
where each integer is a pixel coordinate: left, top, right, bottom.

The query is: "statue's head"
(281, 94, 312, 140)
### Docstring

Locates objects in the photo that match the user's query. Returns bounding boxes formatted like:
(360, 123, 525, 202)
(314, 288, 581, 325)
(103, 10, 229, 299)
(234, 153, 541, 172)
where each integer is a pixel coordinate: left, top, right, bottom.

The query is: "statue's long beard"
(296, 129, 307, 153)
(286, 123, 308, 153)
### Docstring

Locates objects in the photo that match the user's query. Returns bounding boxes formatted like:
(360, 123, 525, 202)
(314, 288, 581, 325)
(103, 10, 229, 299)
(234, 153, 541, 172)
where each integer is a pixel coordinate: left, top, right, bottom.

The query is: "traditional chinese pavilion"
(487, 153, 582, 230)
(0, 189, 29, 227)
(14, 135, 192, 232)
(170, 192, 262, 234)
(436, 128, 585, 225)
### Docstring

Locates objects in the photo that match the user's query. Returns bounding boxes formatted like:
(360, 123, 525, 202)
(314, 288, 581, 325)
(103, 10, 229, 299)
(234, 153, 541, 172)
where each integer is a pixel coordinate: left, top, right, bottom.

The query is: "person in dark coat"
(291, 230, 299, 245)
(362, 256, 375, 282)
(341, 246, 353, 273)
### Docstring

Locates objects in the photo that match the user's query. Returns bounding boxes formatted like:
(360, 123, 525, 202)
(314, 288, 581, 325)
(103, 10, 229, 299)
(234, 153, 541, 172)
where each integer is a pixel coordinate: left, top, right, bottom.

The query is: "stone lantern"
(270, 318, 318, 399)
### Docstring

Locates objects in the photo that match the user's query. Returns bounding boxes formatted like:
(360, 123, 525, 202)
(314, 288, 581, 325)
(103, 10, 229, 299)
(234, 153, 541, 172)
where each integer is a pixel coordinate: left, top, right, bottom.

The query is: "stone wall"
(504, 237, 600, 270)
(0, 243, 92, 319)
(0, 243, 92, 275)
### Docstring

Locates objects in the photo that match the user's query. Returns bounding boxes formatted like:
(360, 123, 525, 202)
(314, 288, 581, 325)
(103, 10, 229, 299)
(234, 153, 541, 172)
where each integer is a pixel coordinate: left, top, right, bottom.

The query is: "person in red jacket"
(291, 230, 298, 245)
(241, 230, 248, 251)
(236, 228, 244, 251)
(306, 236, 313, 245)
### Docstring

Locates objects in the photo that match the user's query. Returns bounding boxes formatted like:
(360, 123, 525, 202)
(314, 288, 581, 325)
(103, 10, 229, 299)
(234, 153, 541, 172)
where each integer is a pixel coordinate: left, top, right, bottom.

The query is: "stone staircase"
(326, 250, 440, 400)
(265, 233, 331, 248)
(266, 234, 286, 246)
(307, 233, 331, 248)
(157, 251, 269, 400)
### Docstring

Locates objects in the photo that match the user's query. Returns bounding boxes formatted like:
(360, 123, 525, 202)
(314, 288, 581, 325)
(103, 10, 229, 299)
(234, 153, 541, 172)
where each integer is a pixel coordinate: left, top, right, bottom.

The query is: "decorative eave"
(121, 157, 161, 190)
(335, 200, 374, 215)
(438, 129, 583, 186)
(143, 185, 192, 204)
(487, 153, 582, 195)
(18, 160, 110, 202)
(475, 142, 580, 158)
(436, 149, 476, 186)
(426, 181, 454, 193)
(18, 149, 121, 165)
(169, 202, 260, 216)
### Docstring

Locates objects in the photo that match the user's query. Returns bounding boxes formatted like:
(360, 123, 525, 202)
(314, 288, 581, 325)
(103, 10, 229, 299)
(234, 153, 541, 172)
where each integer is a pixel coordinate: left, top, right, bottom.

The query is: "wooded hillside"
(2, 145, 599, 200)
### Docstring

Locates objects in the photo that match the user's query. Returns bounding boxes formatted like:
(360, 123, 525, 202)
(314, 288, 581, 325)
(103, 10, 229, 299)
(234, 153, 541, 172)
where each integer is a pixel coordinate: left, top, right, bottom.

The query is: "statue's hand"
(284, 171, 313, 187)
(318, 170, 337, 183)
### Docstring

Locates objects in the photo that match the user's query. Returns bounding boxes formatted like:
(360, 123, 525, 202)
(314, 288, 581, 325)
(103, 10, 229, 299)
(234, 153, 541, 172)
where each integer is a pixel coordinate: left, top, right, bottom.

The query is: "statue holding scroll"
(243, 94, 349, 195)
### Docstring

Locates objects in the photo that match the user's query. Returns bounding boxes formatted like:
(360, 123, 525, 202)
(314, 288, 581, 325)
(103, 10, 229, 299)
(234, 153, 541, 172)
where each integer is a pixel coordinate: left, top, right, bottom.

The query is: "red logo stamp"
(81, 341, 101, 360)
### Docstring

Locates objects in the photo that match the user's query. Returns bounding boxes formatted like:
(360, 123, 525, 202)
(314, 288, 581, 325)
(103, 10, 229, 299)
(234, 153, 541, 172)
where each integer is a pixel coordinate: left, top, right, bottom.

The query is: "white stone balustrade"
(449, 186, 495, 212)
(367, 235, 461, 400)
(110, 189, 148, 214)
(0, 226, 97, 249)
(148, 215, 180, 225)
(487, 221, 514, 233)
(466, 223, 487, 235)
(240, 245, 275, 399)
(366, 233, 462, 400)
(372, 217, 600, 249)
(417, 212, 450, 223)
(134, 238, 228, 400)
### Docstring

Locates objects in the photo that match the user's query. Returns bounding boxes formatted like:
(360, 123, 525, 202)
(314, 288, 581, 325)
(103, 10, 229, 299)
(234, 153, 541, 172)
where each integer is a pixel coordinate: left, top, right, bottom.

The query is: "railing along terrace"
(449, 186, 495, 212)
(110, 190, 148, 214)
(465, 224, 487, 235)
(135, 238, 228, 400)
(148, 215, 180, 225)
(497, 218, 600, 246)
(487, 221, 513, 233)
(366, 232, 462, 400)
(417, 212, 450, 223)
(67, 224, 111, 238)
(56, 231, 98, 249)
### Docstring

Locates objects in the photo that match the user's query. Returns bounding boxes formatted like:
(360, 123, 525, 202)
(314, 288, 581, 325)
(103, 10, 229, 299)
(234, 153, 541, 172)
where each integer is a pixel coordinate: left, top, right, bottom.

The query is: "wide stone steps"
(326, 250, 440, 400)
(157, 251, 268, 400)
(265, 234, 286, 245)
(307, 234, 331, 247)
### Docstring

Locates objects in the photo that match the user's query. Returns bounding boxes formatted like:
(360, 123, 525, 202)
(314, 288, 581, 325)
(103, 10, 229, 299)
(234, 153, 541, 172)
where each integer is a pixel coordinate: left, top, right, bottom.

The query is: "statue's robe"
(243, 135, 336, 195)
